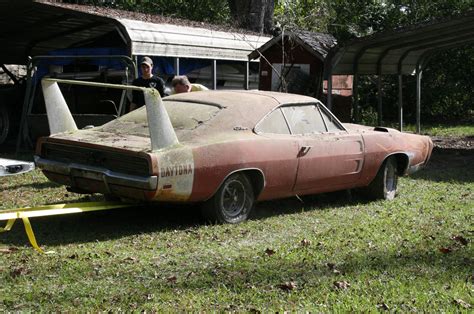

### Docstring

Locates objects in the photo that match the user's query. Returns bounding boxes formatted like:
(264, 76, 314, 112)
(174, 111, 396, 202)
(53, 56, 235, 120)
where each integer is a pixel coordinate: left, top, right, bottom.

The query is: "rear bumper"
(34, 156, 158, 191)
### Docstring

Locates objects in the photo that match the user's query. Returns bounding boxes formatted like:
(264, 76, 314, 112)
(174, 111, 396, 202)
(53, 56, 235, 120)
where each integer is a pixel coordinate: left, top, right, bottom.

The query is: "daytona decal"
(155, 148, 194, 201)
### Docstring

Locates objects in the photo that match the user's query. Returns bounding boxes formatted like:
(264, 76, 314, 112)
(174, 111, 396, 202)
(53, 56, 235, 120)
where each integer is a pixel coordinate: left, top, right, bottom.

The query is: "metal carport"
(0, 0, 270, 87)
(324, 10, 474, 133)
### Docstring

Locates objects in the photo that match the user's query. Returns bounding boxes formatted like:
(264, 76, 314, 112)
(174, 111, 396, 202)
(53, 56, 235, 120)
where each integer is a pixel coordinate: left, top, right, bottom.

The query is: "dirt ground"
(428, 136, 474, 175)
(431, 135, 473, 150)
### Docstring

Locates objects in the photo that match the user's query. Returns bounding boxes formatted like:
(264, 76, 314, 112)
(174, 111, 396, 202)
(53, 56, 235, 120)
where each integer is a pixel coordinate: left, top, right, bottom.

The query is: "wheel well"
(390, 153, 410, 175)
(239, 169, 265, 198)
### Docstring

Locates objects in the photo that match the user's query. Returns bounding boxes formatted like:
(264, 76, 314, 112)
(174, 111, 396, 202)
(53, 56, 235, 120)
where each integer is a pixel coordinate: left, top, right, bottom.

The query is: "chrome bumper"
(34, 156, 158, 190)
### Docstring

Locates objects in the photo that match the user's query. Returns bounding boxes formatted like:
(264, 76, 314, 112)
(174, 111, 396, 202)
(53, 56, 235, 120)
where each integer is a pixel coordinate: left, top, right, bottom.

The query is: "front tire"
(201, 173, 255, 224)
(365, 156, 398, 200)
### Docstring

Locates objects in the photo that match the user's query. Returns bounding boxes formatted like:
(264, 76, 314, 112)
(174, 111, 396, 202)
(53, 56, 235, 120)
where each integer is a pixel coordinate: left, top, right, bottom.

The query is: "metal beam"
(352, 74, 359, 123)
(377, 75, 383, 126)
(211, 59, 217, 90)
(244, 61, 249, 90)
(174, 57, 180, 75)
(416, 65, 422, 134)
(327, 74, 333, 111)
(398, 74, 403, 132)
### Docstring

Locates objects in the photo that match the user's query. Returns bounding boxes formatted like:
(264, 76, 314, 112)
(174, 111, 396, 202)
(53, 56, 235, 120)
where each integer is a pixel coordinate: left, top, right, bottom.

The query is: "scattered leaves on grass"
(376, 303, 390, 311)
(0, 247, 18, 254)
(167, 275, 177, 283)
(451, 235, 468, 245)
(300, 239, 311, 246)
(453, 299, 471, 309)
(264, 248, 275, 256)
(333, 281, 350, 290)
(10, 267, 30, 278)
(439, 247, 452, 254)
(123, 256, 137, 263)
(327, 262, 343, 274)
(277, 281, 297, 291)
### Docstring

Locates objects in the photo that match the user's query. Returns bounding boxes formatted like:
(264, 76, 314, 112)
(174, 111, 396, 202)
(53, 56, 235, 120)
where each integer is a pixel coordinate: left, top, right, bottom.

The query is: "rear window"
(98, 100, 221, 137)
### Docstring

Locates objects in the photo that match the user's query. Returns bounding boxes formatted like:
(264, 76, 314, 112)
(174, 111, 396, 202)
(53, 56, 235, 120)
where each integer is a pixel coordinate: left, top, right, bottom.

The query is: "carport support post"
(327, 74, 333, 111)
(398, 74, 403, 132)
(377, 75, 383, 126)
(416, 65, 422, 134)
(211, 59, 217, 90)
(352, 74, 359, 122)
(244, 61, 249, 90)
(174, 58, 180, 75)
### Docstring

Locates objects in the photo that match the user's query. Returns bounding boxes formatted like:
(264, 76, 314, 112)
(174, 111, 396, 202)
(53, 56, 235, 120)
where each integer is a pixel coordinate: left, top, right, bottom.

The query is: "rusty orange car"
(35, 81, 433, 223)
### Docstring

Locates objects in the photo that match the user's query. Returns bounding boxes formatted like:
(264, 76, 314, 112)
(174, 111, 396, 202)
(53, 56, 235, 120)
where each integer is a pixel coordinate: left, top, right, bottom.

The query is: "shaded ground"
(431, 135, 473, 150)
(428, 136, 474, 178)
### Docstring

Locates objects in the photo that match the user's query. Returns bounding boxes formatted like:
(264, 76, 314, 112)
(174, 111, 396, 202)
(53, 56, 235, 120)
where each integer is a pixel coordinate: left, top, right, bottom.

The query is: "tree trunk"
(228, 0, 274, 34)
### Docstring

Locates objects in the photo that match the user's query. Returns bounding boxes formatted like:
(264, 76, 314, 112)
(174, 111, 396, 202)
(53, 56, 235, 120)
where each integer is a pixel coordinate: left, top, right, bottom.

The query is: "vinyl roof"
(325, 10, 474, 76)
(0, 0, 270, 65)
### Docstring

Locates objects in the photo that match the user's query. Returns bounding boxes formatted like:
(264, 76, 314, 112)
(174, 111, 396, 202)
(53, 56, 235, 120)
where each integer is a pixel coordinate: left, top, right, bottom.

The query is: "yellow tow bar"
(0, 202, 135, 254)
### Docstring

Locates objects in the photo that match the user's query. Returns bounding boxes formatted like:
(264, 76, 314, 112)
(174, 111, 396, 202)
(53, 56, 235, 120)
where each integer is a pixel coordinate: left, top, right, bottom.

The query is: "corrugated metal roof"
(326, 10, 474, 76)
(248, 30, 337, 61)
(119, 19, 270, 61)
(0, 0, 270, 65)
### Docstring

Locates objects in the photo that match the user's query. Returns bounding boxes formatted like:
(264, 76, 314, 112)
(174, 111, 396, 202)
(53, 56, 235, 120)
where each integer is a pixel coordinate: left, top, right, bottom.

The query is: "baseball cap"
(140, 56, 153, 67)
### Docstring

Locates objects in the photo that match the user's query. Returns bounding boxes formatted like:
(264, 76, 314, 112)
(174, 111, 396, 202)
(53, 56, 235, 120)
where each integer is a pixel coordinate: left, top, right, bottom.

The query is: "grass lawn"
(0, 130, 472, 311)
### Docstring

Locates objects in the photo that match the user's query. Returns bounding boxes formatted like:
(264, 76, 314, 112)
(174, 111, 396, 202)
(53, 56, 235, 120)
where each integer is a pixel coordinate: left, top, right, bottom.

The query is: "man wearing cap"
(130, 56, 166, 111)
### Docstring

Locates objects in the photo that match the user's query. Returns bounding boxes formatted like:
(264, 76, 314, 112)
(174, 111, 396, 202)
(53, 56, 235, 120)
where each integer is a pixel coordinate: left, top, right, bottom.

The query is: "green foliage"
(72, 0, 231, 24)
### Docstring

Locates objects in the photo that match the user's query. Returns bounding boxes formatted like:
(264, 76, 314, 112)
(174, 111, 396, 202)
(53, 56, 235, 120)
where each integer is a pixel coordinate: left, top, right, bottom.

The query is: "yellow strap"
(20, 216, 45, 254)
(0, 201, 135, 254)
(0, 219, 16, 232)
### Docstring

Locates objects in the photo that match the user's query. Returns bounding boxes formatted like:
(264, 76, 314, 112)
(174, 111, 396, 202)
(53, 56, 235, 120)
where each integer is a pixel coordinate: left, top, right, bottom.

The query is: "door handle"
(298, 146, 311, 157)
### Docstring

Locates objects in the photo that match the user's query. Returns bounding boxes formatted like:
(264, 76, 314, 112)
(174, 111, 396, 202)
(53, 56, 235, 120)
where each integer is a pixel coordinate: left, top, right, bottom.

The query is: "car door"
(281, 103, 365, 194)
(254, 107, 300, 200)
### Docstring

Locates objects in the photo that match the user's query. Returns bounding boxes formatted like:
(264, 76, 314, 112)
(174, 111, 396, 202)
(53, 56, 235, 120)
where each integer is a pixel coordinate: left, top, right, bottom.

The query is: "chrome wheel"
(202, 173, 254, 224)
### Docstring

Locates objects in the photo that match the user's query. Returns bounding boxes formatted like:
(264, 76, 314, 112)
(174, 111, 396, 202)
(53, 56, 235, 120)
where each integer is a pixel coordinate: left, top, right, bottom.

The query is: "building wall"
(258, 38, 324, 97)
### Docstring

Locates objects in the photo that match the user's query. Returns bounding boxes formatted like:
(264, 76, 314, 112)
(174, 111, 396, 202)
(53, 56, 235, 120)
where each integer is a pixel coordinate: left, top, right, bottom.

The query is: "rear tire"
(201, 173, 254, 224)
(364, 156, 398, 200)
(0, 104, 10, 145)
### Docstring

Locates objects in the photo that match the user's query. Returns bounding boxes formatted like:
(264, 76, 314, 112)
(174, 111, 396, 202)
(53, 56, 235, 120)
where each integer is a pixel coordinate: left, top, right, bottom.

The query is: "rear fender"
(208, 168, 266, 201)
(385, 153, 410, 176)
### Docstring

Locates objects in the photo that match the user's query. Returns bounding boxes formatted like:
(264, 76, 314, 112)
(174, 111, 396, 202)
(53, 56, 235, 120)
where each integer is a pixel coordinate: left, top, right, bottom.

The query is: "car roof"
(164, 90, 319, 111)
(162, 91, 322, 140)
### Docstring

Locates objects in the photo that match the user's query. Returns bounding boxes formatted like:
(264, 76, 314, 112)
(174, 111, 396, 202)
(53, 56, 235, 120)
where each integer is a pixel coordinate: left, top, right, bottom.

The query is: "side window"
(281, 105, 326, 134)
(318, 105, 343, 132)
(254, 108, 290, 134)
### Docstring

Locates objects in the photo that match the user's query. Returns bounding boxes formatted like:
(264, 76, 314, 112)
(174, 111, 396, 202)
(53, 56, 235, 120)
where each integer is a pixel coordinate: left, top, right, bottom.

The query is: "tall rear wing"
(41, 78, 178, 151)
